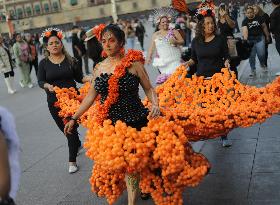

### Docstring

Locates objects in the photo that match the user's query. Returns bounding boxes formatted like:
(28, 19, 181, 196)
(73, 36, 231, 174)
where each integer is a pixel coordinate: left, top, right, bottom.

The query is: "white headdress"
(41, 27, 64, 43)
(149, 7, 178, 25)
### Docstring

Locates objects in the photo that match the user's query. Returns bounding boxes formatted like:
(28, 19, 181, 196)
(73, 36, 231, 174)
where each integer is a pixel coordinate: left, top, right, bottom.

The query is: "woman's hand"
(219, 9, 227, 17)
(183, 62, 191, 71)
(46, 84, 54, 92)
(149, 104, 160, 118)
(168, 37, 177, 45)
(82, 75, 93, 83)
(64, 119, 75, 135)
(146, 57, 152, 65)
(224, 59, 231, 68)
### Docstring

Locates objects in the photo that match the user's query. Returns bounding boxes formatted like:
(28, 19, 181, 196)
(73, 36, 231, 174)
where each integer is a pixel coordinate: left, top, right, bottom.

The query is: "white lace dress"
(152, 37, 182, 75)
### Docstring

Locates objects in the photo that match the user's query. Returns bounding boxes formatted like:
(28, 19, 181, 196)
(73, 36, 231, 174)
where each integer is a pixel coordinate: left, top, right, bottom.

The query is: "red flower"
(93, 24, 106, 41)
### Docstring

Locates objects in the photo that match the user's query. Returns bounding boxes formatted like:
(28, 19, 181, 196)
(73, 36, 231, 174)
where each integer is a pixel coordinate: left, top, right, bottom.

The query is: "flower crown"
(41, 28, 64, 43)
(92, 24, 106, 42)
(196, 7, 215, 21)
(149, 7, 177, 25)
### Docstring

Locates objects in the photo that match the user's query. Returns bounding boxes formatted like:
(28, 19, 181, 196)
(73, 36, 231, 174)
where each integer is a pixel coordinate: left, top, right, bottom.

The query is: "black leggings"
(30, 58, 39, 76)
(48, 102, 81, 162)
(137, 35, 144, 51)
(4, 70, 14, 78)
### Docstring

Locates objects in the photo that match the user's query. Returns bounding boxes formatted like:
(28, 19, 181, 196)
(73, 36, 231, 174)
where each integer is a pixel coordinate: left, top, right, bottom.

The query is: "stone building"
(0, 0, 206, 33)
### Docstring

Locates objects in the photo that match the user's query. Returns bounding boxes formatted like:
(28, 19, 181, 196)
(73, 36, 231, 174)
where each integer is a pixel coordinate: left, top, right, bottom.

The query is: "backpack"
(19, 43, 30, 63)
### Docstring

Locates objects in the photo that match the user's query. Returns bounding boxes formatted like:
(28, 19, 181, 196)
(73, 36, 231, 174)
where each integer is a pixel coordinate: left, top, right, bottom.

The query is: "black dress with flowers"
(94, 69, 149, 130)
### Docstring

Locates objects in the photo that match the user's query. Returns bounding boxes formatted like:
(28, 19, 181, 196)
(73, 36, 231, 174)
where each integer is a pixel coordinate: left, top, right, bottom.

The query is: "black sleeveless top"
(94, 69, 149, 126)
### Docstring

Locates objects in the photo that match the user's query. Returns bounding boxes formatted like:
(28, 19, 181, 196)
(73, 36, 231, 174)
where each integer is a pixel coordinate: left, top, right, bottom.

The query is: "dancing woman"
(184, 9, 232, 147)
(64, 24, 160, 205)
(37, 28, 90, 174)
(146, 11, 184, 84)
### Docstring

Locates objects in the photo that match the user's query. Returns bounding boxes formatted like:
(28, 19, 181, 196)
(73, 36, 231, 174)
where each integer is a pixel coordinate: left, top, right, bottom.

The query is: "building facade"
(0, 0, 200, 33)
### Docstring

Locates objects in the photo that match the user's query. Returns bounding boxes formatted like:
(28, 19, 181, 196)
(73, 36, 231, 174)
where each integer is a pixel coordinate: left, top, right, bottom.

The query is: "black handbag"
(235, 38, 254, 61)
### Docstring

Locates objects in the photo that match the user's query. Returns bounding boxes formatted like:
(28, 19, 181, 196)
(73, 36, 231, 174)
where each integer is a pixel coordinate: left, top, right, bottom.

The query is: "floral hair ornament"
(196, 7, 215, 21)
(92, 24, 106, 42)
(149, 7, 177, 25)
(41, 27, 64, 43)
(171, 0, 188, 13)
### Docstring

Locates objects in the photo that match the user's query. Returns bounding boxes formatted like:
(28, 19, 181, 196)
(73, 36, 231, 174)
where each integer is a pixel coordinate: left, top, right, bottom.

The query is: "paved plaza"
(1, 5, 280, 205)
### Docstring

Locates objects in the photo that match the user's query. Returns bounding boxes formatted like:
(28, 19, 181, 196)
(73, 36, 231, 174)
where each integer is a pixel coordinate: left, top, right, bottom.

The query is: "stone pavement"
(1, 6, 280, 205)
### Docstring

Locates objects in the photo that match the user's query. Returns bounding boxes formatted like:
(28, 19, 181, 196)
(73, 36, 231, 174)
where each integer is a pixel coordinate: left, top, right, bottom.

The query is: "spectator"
(79, 30, 90, 75)
(25, 33, 39, 77)
(84, 28, 103, 68)
(189, 16, 197, 41)
(270, 0, 280, 57)
(0, 34, 16, 94)
(242, 6, 270, 78)
(71, 26, 83, 74)
(34, 33, 41, 55)
(12, 33, 33, 88)
(0, 106, 20, 205)
(124, 21, 136, 49)
(231, 4, 240, 33)
(253, 4, 271, 68)
(217, 4, 240, 77)
(135, 20, 146, 51)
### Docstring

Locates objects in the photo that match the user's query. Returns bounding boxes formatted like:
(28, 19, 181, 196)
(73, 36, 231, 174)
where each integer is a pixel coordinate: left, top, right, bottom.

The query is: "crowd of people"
(1, 0, 280, 205)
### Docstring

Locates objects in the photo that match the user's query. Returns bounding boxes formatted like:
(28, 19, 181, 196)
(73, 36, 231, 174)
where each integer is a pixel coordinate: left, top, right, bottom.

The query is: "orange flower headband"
(92, 24, 106, 42)
(196, 7, 215, 21)
(41, 28, 64, 43)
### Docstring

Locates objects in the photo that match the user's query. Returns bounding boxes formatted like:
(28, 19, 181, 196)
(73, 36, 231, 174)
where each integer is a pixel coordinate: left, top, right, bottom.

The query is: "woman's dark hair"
(272, 0, 280, 5)
(43, 35, 74, 65)
(195, 15, 217, 43)
(87, 36, 103, 63)
(43, 30, 62, 44)
(101, 24, 125, 47)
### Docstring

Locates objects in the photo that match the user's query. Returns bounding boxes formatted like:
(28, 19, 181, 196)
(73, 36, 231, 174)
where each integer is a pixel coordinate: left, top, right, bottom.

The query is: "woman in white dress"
(146, 15, 184, 84)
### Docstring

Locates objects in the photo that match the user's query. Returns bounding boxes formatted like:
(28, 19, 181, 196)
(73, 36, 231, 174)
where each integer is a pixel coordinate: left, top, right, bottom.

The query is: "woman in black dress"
(64, 24, 160, 205)
(37, 28, 90, 174)
(184, 9, 232, 147)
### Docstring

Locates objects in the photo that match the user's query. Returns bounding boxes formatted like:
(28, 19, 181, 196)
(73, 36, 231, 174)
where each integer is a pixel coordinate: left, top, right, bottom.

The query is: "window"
(25, 7, 32, 16)
(16, 8, 23, 18)
(132, 2, 138, 9)
(34, 4, 41, 15)
(70, 0, 78, 6)
(151, 0, 157, 6)
(44, 3, 50, 13)
(52, 2, 59, 11)
(99, 7, 104, 15)
(0, 13, 6, 21)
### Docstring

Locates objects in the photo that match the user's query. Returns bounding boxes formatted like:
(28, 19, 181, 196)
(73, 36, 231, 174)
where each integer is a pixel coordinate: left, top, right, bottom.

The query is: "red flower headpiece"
(92, 24, 106, 42)
(41, 28, 64, 43)
(196, 7, 215, 21)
